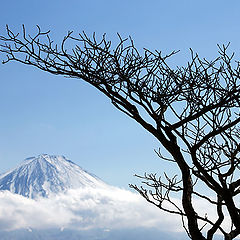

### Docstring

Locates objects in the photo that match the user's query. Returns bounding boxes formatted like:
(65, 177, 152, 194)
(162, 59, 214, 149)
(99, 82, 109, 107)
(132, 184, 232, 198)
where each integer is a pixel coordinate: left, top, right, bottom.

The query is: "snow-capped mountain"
(0, 154, 108, 198)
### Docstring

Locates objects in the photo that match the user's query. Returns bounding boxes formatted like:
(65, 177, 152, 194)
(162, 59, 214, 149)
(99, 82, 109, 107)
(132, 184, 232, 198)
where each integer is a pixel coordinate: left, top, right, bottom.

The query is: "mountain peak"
(24, 154, 66, 162)
(0, 154, 107, 199)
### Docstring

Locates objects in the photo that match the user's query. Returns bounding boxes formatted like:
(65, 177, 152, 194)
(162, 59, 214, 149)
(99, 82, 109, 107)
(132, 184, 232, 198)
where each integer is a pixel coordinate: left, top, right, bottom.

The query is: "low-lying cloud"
(0, 186, 182, 232)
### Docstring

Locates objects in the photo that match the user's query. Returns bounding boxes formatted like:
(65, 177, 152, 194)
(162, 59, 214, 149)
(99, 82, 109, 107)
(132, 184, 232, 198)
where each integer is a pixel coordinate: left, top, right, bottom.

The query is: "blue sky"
(1, 0, 240, 188)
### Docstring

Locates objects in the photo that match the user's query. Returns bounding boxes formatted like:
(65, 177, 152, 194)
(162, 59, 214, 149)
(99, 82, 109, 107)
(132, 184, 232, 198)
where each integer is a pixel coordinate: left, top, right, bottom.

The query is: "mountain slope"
(0, 154, 107, 198)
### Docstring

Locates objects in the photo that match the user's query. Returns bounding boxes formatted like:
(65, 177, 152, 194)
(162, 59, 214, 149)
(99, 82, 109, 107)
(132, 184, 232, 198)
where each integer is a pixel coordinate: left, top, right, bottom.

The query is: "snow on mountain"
(0, 154, 108, 198)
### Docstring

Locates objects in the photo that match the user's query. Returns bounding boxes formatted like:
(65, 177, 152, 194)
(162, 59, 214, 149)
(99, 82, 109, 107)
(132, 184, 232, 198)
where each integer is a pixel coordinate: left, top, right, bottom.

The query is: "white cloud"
(0, 187, 182, 232)
(1, 186, 238, 240)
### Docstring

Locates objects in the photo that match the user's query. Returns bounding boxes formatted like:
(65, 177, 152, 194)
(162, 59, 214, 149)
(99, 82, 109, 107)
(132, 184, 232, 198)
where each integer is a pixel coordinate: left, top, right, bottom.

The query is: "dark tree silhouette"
(1, 25, 240, 240)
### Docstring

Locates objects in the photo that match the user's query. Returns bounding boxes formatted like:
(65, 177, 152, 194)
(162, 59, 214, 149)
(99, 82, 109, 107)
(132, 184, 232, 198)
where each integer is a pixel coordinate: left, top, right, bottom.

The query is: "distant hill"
(0, 228, 187, 240)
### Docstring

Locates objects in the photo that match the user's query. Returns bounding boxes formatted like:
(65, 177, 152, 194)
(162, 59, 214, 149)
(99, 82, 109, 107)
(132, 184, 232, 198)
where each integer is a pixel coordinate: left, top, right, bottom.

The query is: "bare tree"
(1, 25, 240, 240)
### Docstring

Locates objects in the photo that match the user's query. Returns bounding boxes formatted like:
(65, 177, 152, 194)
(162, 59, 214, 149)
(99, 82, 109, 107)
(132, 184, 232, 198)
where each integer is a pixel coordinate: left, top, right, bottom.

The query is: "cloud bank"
(0, 187, 182, 232)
